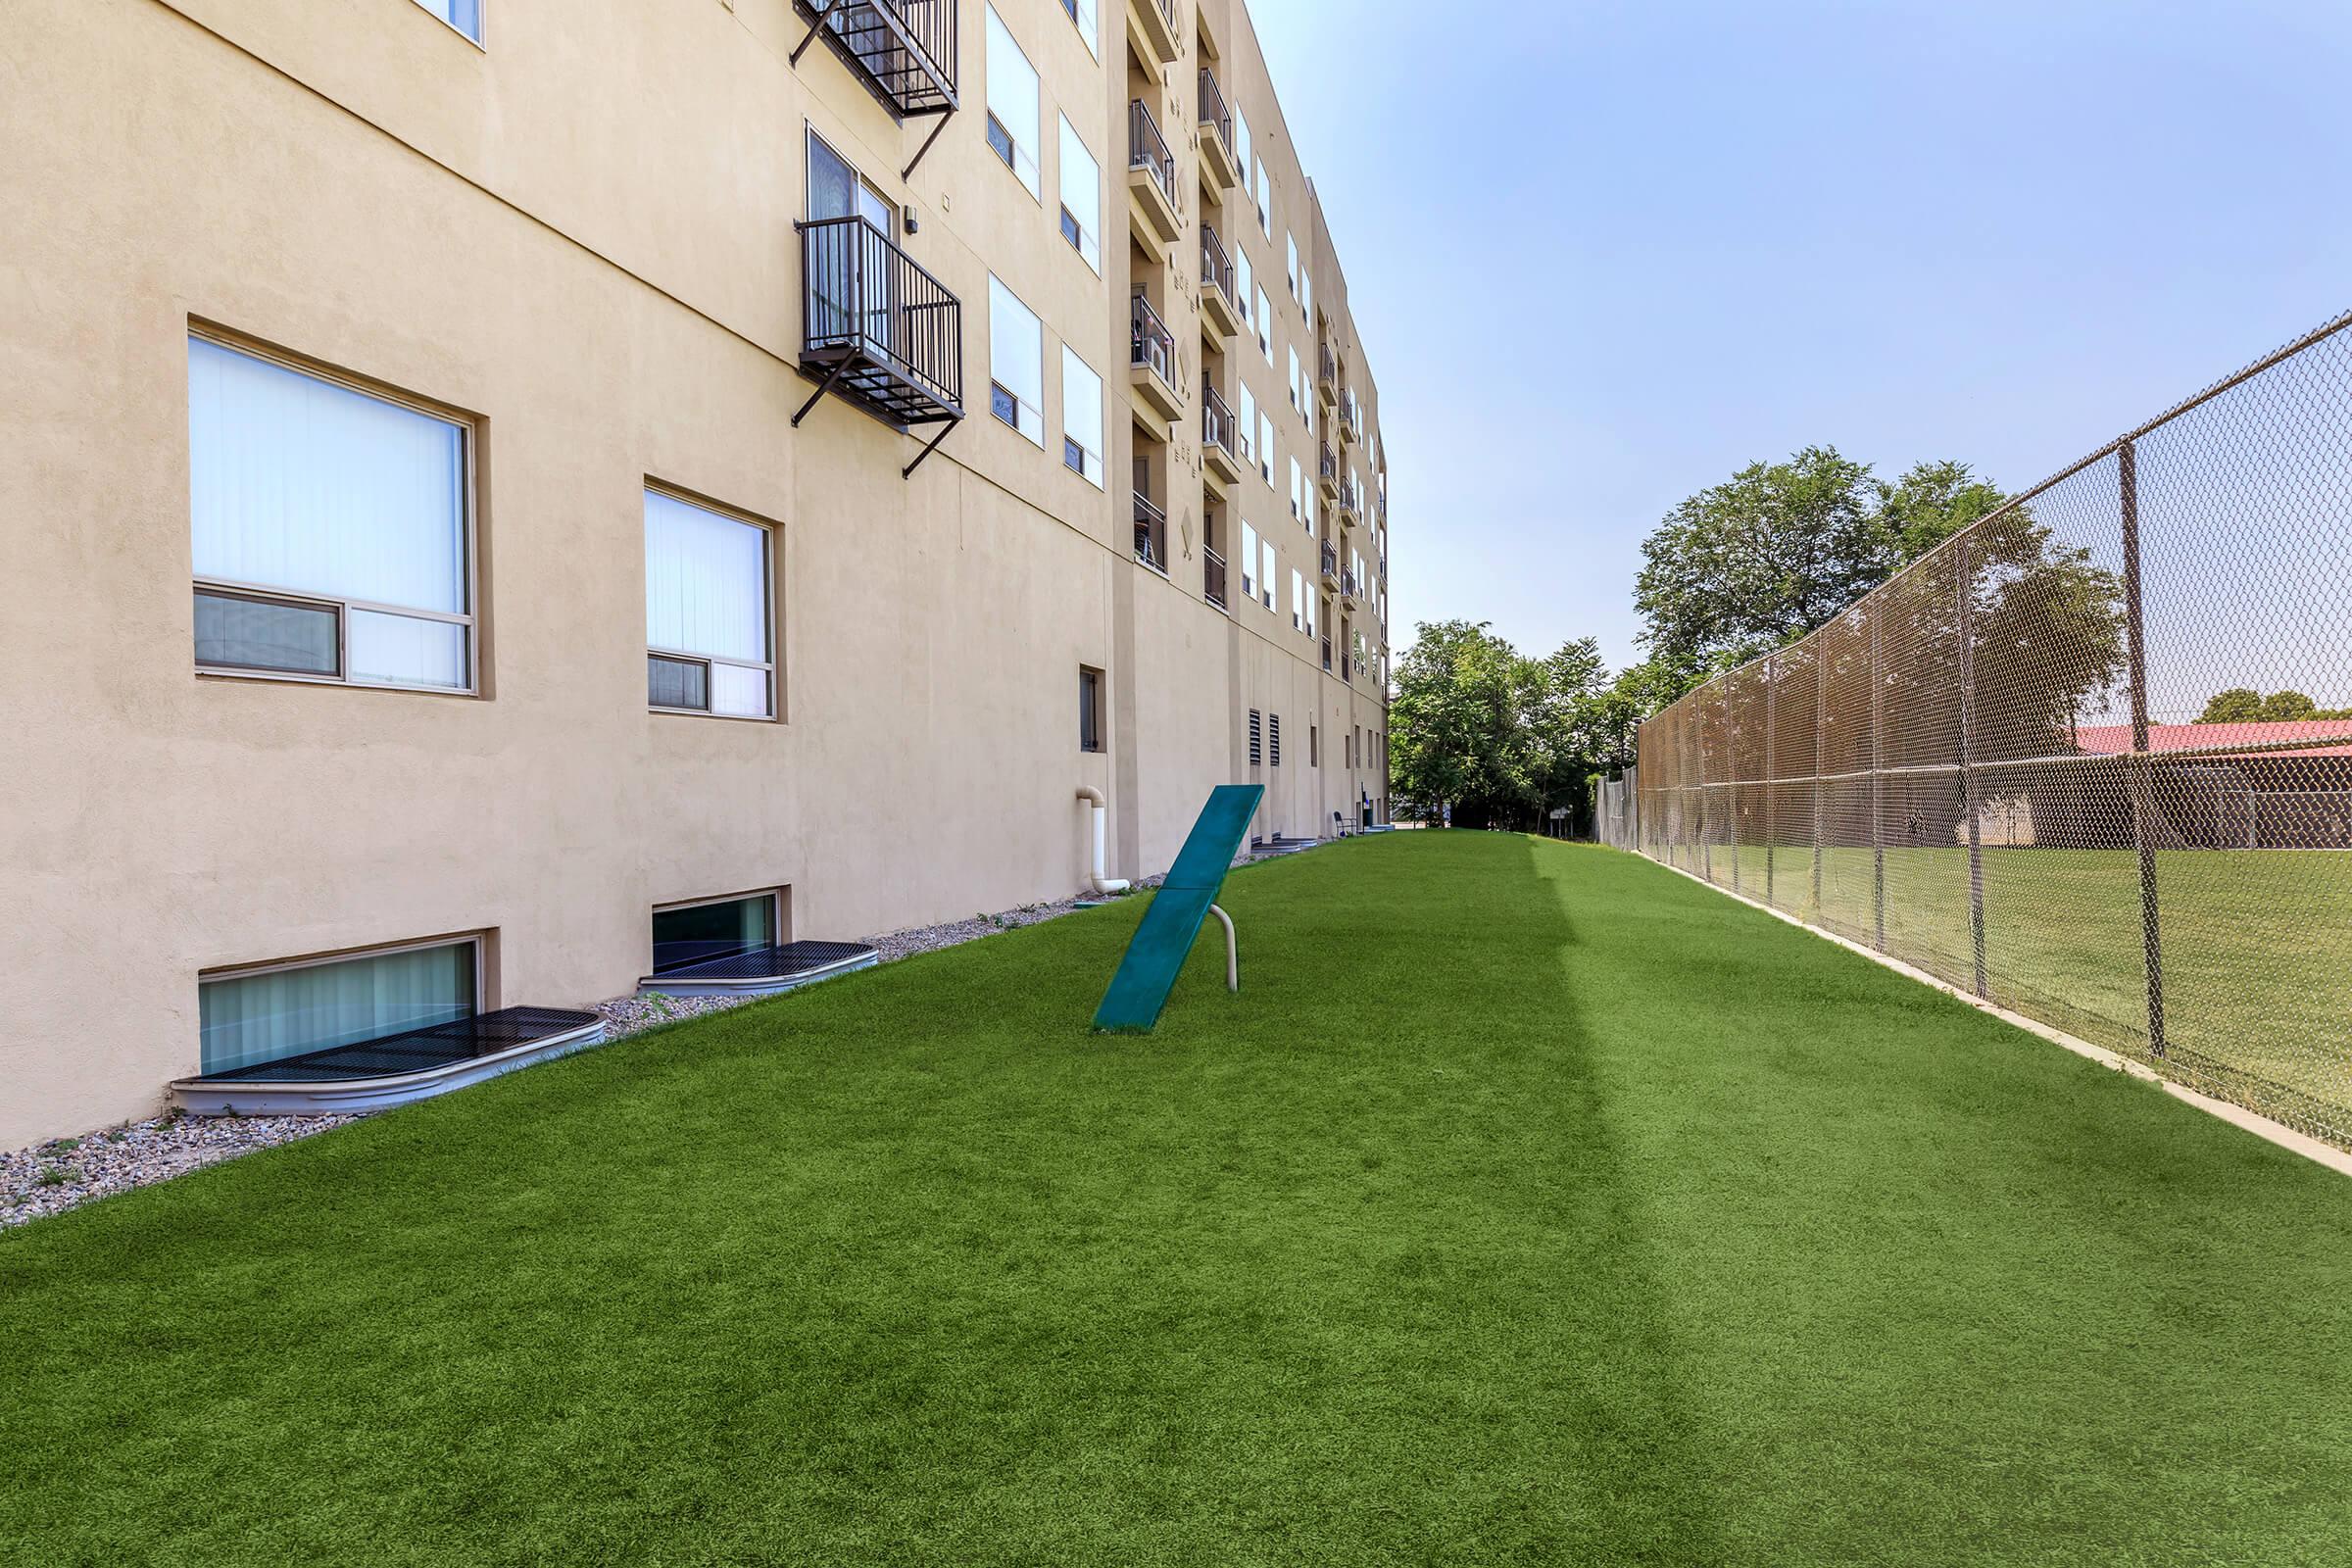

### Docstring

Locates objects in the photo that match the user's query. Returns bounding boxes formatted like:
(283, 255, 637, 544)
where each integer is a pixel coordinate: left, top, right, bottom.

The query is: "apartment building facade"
(0, 0, 1394, 1145)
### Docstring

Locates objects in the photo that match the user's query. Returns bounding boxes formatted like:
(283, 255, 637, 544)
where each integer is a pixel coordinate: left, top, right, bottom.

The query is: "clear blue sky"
(1253, 0, 2352, 671)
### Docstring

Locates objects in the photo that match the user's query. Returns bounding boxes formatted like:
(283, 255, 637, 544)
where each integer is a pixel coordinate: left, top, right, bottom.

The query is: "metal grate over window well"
(195, 1007, 600, 1084)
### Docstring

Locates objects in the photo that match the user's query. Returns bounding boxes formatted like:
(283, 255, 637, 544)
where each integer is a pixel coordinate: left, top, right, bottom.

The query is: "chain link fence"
(1635, 311, 2352, 1150)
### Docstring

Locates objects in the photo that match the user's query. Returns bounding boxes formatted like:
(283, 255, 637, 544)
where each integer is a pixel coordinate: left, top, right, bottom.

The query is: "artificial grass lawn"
(1688, 842, 2352, 1136)
(8, 834, 2352, 1565)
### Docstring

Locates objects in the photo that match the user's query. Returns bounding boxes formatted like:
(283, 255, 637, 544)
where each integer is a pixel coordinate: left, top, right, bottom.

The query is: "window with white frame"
(1290, 567, 1304, 631)
(1288, 345, 1301, 411)
(1289, 455, 1302, 521)
(1235, 108, 1252, 193)
(1060, 345, 1103, 486)
(989, 275, 1045, 445)
(200, 937, 478, 1076)
(1234, 248, 1253, 328)
(1286, 232, 1298, 297)
(411, 0, 481, 42)
(1259, 539, 1276, 610)
(645, 488, 775, 719)
(1056, 116, 1102, 272)
(984, 6, 1041, 198)
(189, 335, 474, 692)
(1237, 382, 1257, 466)
(1255, 284, 1273, 362)
(1254, 159, 1270, 234)
(1240, 520, 1257, 602)
(1257, 410, 1274, 484)
(1300, 265, 1311, 323)
(1057, 0, 1098, 57)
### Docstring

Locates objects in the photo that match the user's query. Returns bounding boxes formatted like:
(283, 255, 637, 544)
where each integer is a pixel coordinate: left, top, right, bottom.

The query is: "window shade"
(200, 941, 474, 1075)
(1057, 116, 1101, 272)
(985, 6, 1041, 196)
(989, 276, 1045, 445)
(644, 490, 768, 666)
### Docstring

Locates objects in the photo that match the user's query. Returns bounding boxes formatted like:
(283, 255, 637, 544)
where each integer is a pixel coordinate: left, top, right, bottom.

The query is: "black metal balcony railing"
(790, 3, 959, 175)
(1342, 568, 1361, 601)
(1198, 69, 1234, 164)
(1319, 442, 1338, 482)
(1133, 491, 1165, 570)
(1320, 541, 1339, 578)
(1321, 634, 1333, 672)
(1128, 100, 1177, 208)
(1131, 292, 1175, 386)
(1204, 544, 1228, 610)
(1202, 378, 1238, 461)
(793, 215, 964, 475)
(1318, 342, 1336, 387)
(1200, 224, 1233, 305)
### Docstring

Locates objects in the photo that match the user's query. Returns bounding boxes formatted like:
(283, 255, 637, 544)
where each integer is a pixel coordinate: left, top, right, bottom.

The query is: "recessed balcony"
(1200, 226, 1242, 342)
(1134, 490, 1168, 574)
(1127, 101, 1183, 258)
(1198, 69, 1239, 194)
(1203, 544, 1230, 612)
(793, 215, 964, 476)
(1129, 292, 1185, 424)
(1127, 0, 1179, 66)
(1320, 540, 1341, 590)
(1316, 342, 1338, 410)
(1337, 473, 1361, 524)
(1338, 388, 1361, 447)
(1317, 440, 1340, 501)
(1202, 378, 1244, 491)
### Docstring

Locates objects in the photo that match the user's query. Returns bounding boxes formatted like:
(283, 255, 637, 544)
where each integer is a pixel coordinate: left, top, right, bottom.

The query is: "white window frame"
(1256, 284, 1273, 363)
(1056, 114, 1102, 274)
(984, 5, 1042, 199)
(189, 330, 479, 697)
(645, 485, 779, 723)
(1260, 539, 1276, 611)
(1257, 411, 1274, 485)
(1240, 521, 1258, 602)
(988, 274, 1046, 446)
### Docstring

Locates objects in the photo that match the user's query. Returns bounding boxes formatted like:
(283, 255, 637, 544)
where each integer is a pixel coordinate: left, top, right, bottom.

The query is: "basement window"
(652, 892, 781, 975)
(1080, 666, 1104, 753)
(200, 938, 477, 1076)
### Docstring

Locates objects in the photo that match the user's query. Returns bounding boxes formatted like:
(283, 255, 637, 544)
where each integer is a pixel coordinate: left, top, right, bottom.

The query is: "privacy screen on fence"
(1625, 311, 2352, 1151)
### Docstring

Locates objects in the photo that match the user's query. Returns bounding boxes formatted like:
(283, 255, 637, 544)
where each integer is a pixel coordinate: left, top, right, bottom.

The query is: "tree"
(2197, 688, 2266, 724)
(1633, 451, 2004, 678)
(1390, 622, 1636, 831)
(2195, 688, 2352, 722)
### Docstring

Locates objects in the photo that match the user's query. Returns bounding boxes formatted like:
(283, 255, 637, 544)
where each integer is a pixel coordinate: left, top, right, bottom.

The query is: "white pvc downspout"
(1075, 786, 1131, 894)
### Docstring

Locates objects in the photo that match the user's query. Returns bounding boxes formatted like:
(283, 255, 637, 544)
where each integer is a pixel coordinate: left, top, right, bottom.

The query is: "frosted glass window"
(200, 940, 474, 1075)
(985, 6, 1041, 198)
(989, 275, 1045, 445)
(188, 335, 471, 690)
(1060, 346, 1103, 487)
(645, 489, 774, 719)
(412, 0, 481, 42)
(1056, 116, 1102, 273)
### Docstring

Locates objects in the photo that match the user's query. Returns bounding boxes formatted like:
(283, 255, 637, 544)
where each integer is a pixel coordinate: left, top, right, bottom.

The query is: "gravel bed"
(1, 1110, 361, 1230)
(1, 859, 1292, 1230)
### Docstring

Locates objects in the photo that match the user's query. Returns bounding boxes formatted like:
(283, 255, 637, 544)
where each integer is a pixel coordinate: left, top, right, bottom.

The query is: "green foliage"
(1634, 451, 2004, 674)
(1390, 621, 1630, 828)
(2196, 688, 2352, 722)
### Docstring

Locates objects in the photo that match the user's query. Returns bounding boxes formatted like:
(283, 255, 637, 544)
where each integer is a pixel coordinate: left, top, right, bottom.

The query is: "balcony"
(1134, 491, 1167, 573)
(1337, 474, 1361, 523)
(1203, 544, 1229, 612)
(1198, 70, 1239, 193)
(1128, 292, 1185, 424)
(789, 2, 959, 176)
(792, 215, 964, 477)
(1316, 342, 1338, 409)
(1201, 378, 1244, 490)
(1338, 388, 1361, 446)
(1319, 540, 1340, 589)
(1321, 633, 1333, 673)
(1200, 225, 1242, 342)
(1127, 0, 1179, 66)
(1342, 568, 1362, 609)
(1127, 101, 1183, 258)
(1317, 441, 1340, 501)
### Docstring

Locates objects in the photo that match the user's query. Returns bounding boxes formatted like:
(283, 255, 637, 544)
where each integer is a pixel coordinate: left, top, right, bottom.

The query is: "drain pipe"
(1075, 786, 1131, 894)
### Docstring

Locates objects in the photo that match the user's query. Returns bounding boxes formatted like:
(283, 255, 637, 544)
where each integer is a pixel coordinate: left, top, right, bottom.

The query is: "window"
(1056, 116, 1102, 272)
(1304, 585, 1316, 637)
(1254, 158, 1270, 234)
(1240, 521, 1257, 602)
(189, 335, 473, 692)
(1235, 109, 1252, 192)
(1257, 411, 1275, 484)
(653, 893, 779, 975)
(1260, 539, 1275, 611)
(1256, 285, 1273, 362)
(1079, 665, 1103, 753)
(1057, 0, 1098, 57)
(984, 6, 1041, 198)
(1311, 724, 1320, 766)
(1286, 233, 1298, 297)
(411, 0, 481, 42)
(1290, 567, 1304, 631)
(1061, 346, 1103, 485)
(1300, 265, 1311, 324)
(1237, 382, 1257, 466)
(645, 489, 775, 719)
(200, 938, 476, 1076)
(1288, 345, 1301, 411)
(1269, 713, 1282, 767)
(989, 275, 1045, 445)
(1289, 456, 1302, 520)
(1249, 708, 1262, 766)
(1235, 249, 1253, 326)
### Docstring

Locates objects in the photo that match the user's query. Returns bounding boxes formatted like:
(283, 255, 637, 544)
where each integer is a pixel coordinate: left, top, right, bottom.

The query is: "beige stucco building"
(0, 0, 1394, 1144)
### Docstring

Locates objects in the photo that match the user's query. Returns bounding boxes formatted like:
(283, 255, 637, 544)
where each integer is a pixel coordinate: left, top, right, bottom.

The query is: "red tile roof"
(2070, 721, 2352, 759)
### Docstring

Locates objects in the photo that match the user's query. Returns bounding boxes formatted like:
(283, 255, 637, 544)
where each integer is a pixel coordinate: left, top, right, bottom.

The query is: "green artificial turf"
(8, 834, 2352, 1565)
(1677, 841, 2352, 1136)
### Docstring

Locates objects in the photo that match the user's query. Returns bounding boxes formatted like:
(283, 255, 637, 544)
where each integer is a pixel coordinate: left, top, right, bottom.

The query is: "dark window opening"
(1080, 666, 1103, 753)
(653, 893, 779, 975)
